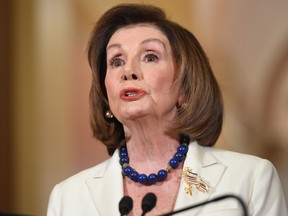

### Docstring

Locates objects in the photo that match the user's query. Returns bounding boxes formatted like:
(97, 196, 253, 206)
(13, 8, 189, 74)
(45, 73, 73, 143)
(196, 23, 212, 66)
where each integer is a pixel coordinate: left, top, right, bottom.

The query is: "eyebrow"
(140, 38, 167, 51)
(106, 38, 167, 52)
(106, 43, 121, 52)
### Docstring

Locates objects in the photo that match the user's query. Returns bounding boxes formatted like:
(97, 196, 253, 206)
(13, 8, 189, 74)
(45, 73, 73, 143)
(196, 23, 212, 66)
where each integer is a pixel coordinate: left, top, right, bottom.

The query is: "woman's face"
(105, 24, 181, 123)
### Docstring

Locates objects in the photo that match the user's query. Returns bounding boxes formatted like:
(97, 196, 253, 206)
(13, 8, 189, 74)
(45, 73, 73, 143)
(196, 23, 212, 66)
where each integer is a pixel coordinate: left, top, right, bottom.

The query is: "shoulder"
(47, 158, 114, 216)
(194, 144, 277, 180)
(188, 143, 287, 215)
(53, 157, 112, 192)
(206, 146, 272, 168)
(202, 146, 281, 192)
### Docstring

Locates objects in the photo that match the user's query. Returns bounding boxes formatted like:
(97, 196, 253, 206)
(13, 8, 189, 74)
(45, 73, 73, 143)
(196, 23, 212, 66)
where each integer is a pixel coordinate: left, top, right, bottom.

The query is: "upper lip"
(119, 87, 146, 100)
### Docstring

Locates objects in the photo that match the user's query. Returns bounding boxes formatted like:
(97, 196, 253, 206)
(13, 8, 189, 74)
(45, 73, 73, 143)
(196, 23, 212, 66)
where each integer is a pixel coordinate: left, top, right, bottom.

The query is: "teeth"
(125, 92, 136, 96)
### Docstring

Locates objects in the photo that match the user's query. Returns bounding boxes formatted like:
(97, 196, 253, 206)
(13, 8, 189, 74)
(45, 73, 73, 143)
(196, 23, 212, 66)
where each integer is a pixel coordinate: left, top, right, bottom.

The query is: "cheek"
(148, 71, 175, 93)
(104, 75, 116, 98)
(104, 80, 117, 110)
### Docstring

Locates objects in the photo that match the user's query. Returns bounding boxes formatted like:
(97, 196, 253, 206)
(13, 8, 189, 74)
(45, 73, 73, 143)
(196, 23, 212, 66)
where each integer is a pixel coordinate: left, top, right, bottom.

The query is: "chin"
(119, 109, 148, 121)
(124, 112, 147, 120)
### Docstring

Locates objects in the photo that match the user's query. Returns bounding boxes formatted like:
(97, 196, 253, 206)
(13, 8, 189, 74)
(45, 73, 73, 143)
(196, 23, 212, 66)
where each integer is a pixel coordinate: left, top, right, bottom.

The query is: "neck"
(123, 129, 180, 174)
(119, 134, 189, 185)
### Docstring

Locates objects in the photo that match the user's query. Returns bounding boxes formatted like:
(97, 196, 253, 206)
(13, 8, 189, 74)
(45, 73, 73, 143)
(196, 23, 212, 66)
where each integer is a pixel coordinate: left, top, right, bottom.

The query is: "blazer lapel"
(85, 142, 226, 216)
(86, 150, 124, 216)
(174, 142, 226, 216)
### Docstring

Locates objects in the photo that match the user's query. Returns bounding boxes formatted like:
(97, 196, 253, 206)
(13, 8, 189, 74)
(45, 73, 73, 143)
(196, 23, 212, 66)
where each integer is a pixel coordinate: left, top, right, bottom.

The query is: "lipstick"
(120, 88, 146, 100)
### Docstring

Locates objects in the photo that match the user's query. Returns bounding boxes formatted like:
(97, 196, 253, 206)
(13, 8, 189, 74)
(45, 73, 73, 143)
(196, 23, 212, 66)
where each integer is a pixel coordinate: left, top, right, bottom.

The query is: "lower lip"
(120, 90, 146, 101)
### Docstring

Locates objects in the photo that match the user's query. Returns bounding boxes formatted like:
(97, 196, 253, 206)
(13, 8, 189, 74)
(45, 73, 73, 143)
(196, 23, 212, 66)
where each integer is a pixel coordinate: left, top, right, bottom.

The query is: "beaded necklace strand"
(119, 135, 190, 185)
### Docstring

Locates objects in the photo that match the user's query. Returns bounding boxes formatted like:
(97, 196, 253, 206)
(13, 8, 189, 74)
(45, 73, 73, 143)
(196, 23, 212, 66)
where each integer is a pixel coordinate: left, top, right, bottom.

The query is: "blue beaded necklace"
(119, 135, 190, 185)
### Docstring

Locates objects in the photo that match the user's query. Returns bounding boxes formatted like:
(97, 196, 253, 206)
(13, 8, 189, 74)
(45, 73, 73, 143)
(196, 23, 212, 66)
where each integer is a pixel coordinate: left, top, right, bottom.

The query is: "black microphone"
(159, 194, 248, 216)
(141, 193, 157, 216)
(119, 196, 133, 216)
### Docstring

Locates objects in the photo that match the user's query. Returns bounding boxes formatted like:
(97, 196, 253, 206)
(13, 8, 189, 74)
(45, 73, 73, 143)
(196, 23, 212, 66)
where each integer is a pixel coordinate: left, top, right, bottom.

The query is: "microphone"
(119, 196, 133, 216)
(159, 194, 248, 216)
(141, 193, 157, 216)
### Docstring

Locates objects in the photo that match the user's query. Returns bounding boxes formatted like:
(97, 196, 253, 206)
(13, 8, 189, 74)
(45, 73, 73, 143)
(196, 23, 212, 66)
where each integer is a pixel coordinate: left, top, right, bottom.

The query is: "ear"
(177, 94, 186, 108)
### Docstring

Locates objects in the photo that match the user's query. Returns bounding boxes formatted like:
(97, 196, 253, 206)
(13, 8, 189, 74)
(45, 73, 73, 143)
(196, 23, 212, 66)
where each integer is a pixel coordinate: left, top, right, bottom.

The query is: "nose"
(122, 62, 141, 81)
(121, 57, 142, 81)
(122, 73, 138, 80)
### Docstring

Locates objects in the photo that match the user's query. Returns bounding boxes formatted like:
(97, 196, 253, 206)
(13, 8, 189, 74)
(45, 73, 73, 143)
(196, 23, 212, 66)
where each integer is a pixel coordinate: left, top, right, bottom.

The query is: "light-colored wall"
(9, 0, 288, 215)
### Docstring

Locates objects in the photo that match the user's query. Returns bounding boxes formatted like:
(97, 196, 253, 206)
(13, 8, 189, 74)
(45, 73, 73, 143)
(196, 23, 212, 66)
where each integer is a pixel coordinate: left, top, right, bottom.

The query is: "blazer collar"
(85, 142, 226, 216)
(86, 149, 124, 216)
(174, 142, 226, 216)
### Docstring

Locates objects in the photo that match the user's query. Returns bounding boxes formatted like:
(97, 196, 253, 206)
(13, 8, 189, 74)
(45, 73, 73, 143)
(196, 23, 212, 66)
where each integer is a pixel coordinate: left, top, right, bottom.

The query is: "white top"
(47, 142, 288, 216)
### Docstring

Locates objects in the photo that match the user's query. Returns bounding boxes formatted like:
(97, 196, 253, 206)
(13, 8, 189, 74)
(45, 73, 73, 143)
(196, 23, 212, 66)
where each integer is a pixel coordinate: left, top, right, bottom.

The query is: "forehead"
(107, 24, 169, 46)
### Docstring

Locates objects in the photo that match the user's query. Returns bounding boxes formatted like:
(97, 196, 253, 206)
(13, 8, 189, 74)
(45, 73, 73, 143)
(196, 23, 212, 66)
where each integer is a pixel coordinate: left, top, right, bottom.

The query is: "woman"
(47, 4, 287, 216)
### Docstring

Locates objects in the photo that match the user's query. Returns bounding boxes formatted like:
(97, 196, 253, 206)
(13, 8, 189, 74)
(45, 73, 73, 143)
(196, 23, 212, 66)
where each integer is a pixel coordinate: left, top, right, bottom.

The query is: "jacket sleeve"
(248, 159, 287, 216)
(47, 184, 61, 216)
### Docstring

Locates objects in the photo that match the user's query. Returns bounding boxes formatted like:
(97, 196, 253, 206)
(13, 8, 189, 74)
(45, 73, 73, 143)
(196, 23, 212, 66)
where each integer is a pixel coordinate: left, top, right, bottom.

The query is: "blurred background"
(0, 0, 287, 215)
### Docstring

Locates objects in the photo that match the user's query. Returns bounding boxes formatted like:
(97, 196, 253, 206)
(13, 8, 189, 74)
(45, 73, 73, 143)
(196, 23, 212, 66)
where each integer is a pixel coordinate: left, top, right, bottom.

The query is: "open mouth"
(120, 88, 146, 100)
(124, 91, 137, 97)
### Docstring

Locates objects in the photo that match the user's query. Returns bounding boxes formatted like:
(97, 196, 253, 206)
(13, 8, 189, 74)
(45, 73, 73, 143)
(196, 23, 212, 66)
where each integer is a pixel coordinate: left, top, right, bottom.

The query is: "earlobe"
(177, 94, 185, 106)
(177, 95, 186, 109)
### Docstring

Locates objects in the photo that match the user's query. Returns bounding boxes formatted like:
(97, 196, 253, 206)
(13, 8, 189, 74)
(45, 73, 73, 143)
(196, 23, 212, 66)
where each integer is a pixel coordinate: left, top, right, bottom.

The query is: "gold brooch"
(182, 167, 209, 196)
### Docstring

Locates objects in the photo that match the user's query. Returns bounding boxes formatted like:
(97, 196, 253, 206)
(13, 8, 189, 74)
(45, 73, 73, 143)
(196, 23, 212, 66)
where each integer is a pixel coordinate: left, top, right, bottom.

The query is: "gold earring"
(105, 110, 114, 119)
(181, 103, 188, 109)
(177, 102, 188, 109)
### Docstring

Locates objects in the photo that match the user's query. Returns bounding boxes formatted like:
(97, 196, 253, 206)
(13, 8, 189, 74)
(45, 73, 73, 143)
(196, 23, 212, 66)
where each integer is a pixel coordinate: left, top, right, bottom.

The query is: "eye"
(143, 52, 159, 63)
(109, 57, 125, 68)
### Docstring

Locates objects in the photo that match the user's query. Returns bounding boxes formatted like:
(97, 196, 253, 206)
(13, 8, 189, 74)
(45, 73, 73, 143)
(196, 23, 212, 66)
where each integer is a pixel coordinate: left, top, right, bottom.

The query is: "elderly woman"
(47, 4, 287, 216)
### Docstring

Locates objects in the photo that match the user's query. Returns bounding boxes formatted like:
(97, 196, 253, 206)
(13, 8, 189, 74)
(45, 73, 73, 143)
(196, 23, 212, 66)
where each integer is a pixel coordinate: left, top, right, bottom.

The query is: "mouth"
(120, 88, 146, 100)
(125, 92, 137, 97)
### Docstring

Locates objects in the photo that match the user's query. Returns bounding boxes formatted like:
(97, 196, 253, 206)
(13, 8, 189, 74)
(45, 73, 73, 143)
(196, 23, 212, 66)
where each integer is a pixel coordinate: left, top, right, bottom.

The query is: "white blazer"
(47, 142, 287, 216)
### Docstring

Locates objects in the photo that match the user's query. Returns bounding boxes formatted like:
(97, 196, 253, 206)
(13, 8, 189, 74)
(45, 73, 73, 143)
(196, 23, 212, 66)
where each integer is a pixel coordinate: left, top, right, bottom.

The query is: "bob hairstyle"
(87, 4, 223, 155)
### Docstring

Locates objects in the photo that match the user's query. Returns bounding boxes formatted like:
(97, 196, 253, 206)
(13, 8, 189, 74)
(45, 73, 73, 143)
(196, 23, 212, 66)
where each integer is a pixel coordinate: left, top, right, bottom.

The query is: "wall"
(0, 0, 287, 215)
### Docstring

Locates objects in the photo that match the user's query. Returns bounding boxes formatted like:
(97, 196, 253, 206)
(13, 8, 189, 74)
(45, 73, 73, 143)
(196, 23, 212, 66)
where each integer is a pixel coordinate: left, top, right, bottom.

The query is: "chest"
(124, 176, 181, 216)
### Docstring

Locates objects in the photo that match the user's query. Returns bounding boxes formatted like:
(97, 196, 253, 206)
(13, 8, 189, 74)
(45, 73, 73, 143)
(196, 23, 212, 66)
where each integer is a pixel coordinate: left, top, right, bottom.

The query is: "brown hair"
(87, 4, 223, 155)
